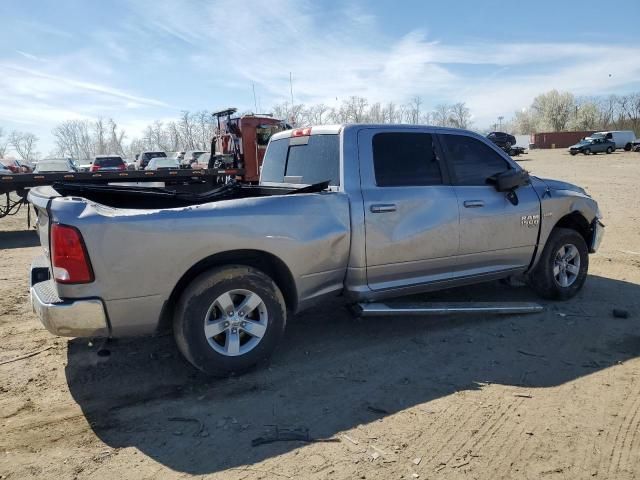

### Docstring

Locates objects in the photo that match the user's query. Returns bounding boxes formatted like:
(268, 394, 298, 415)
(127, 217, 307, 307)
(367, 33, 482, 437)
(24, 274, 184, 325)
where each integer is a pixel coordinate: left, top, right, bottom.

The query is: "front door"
(438, 132, 540, 278)
(358, 128, 460, 291)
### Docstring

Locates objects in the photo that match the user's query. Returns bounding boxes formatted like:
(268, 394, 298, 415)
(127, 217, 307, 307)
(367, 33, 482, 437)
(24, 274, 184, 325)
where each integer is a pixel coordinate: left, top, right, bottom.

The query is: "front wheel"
(583, 148, 591, 155)
(527, 228, 589, 300)
(625, 143, 632, 151)
(173, 266, 287, 376)
(606, 147, 613, 154)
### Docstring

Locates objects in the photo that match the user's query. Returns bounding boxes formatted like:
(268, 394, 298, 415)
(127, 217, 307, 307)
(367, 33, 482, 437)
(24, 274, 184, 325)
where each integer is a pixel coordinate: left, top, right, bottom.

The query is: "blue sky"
(1, 0, 639, 154)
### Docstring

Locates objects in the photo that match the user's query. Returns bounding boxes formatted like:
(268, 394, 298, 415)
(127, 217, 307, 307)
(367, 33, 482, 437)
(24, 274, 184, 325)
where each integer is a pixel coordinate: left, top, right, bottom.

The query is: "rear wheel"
(583, 148, 591, 155)
(173, 266, 287, 376)
(606, 146, 613, 154)
(528, 228, 589, 300)
(625, 143, 632, 151)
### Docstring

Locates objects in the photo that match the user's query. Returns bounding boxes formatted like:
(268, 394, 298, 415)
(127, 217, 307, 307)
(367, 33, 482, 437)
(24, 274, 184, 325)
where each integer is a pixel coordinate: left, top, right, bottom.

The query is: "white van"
(592, 131, 636, 151)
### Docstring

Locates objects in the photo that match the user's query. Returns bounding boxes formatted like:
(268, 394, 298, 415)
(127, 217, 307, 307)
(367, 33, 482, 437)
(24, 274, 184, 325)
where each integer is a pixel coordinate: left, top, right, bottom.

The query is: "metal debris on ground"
(252, 426, 311, 447)
(0, 346, 53, 366)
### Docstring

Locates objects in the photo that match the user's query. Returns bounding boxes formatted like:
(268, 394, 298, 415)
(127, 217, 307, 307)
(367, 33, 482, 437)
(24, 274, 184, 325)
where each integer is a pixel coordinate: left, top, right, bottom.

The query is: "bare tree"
(432, 104, 451, 127)
(407, 96, 423, 124)
(9, 131, 39, 161)
(449, 102, 472, 129)
(52, 120, 94, 161)
(0, 127, 8, 158)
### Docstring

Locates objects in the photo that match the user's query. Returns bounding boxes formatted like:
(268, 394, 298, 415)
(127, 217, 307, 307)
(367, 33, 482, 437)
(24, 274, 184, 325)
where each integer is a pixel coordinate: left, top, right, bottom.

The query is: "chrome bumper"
(30, 258, 109, 337)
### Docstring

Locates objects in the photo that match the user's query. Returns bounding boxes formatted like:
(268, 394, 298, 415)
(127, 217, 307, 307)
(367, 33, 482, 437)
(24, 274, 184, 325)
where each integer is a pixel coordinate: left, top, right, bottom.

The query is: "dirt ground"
(1, 148, 640, 480)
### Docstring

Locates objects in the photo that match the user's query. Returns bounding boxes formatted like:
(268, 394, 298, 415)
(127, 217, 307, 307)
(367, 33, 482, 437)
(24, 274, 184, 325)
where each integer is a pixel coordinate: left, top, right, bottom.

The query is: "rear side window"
(372, 132, 443, 186)
(261, 135, 340, 186)
(440, 134, 510, 186)
(94, 157, 124, 167)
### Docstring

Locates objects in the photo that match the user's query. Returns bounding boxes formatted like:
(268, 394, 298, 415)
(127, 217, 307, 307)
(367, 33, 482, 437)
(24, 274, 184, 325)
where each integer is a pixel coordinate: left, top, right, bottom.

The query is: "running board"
(357, 301, 544, 317)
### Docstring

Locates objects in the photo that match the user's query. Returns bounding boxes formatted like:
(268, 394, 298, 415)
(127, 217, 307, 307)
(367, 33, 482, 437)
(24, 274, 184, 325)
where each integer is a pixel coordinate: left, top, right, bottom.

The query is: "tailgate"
(27, 186, 61, 260)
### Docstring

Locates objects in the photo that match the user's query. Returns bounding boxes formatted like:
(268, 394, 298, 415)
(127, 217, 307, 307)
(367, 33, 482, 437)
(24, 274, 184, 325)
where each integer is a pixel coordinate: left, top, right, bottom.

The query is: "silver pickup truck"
(29, 124, 604, 375)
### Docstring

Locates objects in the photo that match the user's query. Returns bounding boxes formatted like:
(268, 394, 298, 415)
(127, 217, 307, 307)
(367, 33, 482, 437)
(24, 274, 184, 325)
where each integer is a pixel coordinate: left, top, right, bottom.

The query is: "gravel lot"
(1, 148, 639, 479)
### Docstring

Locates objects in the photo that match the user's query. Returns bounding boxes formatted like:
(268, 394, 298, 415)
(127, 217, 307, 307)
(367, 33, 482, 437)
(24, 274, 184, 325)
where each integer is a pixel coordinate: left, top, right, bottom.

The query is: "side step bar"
(357, 302, 544, 317)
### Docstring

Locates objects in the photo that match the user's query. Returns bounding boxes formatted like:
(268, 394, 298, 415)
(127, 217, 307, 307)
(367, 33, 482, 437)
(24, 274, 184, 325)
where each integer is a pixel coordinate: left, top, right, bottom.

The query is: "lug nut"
(241, 321, 247, 327)
(224, 321, 230, 327)
(231, 328, 237, 334)
(239, 311, 245, 317)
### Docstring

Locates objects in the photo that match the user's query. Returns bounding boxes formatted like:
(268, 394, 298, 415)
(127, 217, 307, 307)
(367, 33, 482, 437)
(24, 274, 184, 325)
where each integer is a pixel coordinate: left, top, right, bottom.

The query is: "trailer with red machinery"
(208, 108, 291, 183)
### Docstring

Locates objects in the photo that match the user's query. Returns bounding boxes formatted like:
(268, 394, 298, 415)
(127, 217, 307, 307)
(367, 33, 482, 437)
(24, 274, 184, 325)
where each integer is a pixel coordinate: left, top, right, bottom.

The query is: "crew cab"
(28, 124, 604, 376)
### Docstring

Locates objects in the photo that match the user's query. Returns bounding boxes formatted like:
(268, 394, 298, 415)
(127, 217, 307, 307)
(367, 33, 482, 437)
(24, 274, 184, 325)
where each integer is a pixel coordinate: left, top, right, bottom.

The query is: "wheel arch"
(158, 249, 298, 334)
(553, 211, 592, 246)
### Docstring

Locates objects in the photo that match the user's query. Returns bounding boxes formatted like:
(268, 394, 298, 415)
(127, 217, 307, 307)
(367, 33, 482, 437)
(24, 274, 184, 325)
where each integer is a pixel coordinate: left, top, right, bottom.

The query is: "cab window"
(440, 134, 511, 186)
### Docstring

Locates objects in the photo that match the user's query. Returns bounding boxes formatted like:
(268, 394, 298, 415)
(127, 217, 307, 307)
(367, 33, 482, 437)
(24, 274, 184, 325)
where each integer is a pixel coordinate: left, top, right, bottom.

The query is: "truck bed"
(51, 181, 330, 209)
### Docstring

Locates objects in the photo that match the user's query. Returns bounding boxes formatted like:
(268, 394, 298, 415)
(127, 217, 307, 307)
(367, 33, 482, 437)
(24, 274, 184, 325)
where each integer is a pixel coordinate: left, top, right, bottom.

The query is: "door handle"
(370, 204, 397, 213)
(463, 200, 485, 208)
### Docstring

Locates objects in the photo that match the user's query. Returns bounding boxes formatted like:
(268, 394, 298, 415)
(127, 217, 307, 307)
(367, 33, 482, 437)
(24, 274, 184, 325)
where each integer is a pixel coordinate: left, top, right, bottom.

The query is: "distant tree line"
(509, 90, 640, 135)
(2, 89, 638, 163)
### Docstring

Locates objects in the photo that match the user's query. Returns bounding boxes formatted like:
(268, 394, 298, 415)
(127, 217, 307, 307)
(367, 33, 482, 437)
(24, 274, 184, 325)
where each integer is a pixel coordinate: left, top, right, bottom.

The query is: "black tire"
(527, 228, 589, 300)
(625, 143, 632, 151)
(570, 151, 577, 156)
(173, 265, 287, 376)
(583, 148, 591, 155)
(606, 147, 613, 154)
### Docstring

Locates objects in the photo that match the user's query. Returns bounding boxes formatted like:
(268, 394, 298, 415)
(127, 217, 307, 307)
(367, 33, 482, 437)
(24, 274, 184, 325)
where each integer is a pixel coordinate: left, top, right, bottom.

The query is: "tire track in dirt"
(429, 397, 523, 472)
(613, 380, 640, 476)
(422, 399, 488, 467)
(603, 380, 640, 477)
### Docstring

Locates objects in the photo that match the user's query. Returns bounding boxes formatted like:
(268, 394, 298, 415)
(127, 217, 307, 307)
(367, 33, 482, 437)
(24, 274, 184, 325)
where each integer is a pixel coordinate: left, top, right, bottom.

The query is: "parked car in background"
(568, 137, 616, 155)
(631, 138, 640, 152)
(591, 131, 636, 151)
(181, 150, 207, 168)
(0, 163, 14, 175)
(189, 152, 211, 170)
(90, 155, 126, 172)
(145, 157, 180, 170)
(138, 151, 167, 170)
(487, 132, 517, 152)
(33, 158, 78, 173)
(1, 158, 33, 173)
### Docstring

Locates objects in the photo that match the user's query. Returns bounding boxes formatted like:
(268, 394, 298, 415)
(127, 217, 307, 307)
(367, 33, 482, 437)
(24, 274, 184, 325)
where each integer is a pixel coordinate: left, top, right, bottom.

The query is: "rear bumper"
(30, 257, 109, 337)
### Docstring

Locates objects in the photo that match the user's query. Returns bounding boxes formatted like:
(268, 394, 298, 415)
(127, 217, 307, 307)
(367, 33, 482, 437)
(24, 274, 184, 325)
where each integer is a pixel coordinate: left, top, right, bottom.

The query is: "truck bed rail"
(0, 168, 244, 196)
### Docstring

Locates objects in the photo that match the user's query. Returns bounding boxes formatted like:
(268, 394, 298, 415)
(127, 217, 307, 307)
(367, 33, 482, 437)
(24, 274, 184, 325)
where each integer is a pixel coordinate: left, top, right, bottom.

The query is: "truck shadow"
(0, 229, 40, 249)
(65, 274, 640, 475)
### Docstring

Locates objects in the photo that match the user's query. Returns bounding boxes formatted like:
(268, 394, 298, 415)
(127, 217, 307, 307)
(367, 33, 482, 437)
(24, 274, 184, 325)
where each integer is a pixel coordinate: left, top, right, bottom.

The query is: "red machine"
(212, 108, 290, 183)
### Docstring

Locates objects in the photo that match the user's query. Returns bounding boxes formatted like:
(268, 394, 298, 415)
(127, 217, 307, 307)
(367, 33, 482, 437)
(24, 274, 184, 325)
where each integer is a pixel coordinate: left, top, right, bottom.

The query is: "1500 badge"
(521, 214, 540, 228)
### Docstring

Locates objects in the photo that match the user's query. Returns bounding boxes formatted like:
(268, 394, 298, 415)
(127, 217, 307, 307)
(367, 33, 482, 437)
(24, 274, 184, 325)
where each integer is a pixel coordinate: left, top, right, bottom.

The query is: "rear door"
(358, 128, 460, 291)
(438, 132, 540, 277)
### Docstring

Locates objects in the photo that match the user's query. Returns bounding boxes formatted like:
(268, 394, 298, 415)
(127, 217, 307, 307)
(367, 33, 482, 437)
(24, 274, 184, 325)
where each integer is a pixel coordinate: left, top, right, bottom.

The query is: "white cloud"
(129, 0, 640, 124)
(2, 0, 640, 153)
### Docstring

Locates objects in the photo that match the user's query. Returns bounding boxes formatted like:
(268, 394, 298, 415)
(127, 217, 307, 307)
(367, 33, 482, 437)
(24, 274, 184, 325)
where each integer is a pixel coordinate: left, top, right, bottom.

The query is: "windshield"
(256, 124, 286, 146)
(94, 156, 124, 167)
(261, 134, 340, 186)
(144, 152, 167, 160)
(36, 160, 70, 171)
(154, 158, 179, 168)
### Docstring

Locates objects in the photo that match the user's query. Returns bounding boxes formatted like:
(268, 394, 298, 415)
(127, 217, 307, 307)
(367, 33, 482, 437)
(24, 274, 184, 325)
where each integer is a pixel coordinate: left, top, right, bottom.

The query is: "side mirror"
(488, 169, 530, 192)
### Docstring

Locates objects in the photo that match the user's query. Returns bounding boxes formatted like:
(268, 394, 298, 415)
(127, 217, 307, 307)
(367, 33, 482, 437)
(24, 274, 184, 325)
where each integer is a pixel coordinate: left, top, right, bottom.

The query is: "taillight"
(118, 163, 126, 170)
(90, 164, 100, 172)
(51, 224, 94, 284)
(292, 127, 312, 137)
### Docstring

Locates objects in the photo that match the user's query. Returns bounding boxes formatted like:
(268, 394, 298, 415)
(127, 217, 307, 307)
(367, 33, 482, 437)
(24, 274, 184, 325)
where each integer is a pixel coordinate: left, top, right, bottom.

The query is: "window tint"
(261, 135, 340, 186)
(440, 134, 510, 186)
(94, 157, 124, 167)
(372, 132, 442, 186)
